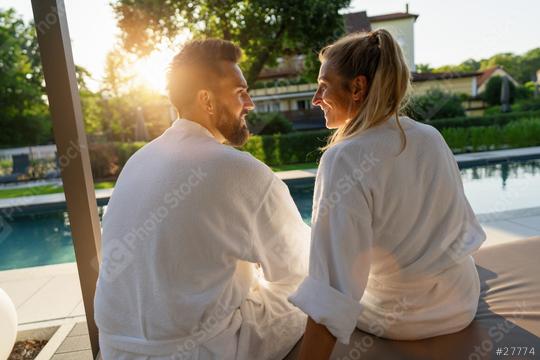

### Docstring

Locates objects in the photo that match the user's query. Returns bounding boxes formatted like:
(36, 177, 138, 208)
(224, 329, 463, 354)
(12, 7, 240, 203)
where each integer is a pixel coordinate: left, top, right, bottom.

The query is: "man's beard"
(214, 102, 250, 147)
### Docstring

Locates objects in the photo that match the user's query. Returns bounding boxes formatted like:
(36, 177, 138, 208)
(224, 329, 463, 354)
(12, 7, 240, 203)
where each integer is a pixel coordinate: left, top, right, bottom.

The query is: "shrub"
(29, 158, 57, 178)
(426, 110, 540, 129)
(0, 114, 52, 148)
(277, 130, 329, 164)
(442, 118, 540, 153)
(515, 83, 535, 100)
(504, 118, 540, 148)
(89, 143, 120, 179)
(515, 98, 540, 112)
(247, 112, 293, 135)
(242, 135, 266, 163)
(482, 76, 516, 106)
(87, 117, 540, 176)
(0, 159, 12, 176)
(404, 89, 466, 121)
(242, 130, 329, 166)
(115, 142, 146, 168)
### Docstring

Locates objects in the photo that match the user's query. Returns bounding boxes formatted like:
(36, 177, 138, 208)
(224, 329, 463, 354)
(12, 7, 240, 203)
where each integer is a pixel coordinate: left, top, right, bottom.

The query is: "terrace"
(1, 1, 539, 359)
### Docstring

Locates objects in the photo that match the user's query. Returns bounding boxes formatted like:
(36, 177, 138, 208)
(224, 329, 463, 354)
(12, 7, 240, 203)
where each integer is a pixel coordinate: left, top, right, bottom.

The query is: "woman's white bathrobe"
(94, 119, 310, 360)
(289, 116, 486, 344)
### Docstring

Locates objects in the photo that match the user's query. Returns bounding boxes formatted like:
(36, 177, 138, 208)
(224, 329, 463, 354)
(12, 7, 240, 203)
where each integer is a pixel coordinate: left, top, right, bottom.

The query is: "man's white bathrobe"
(94, 119, 310, 360)
(289, 116, 486, 345)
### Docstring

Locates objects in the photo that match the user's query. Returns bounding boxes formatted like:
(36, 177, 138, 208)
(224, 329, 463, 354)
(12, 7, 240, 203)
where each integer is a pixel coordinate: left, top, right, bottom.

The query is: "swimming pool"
(1, 158, 539, 271)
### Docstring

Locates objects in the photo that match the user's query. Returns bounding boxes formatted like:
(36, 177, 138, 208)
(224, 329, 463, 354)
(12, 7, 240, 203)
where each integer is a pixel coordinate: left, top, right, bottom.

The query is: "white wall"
(371, 17, 416, 71)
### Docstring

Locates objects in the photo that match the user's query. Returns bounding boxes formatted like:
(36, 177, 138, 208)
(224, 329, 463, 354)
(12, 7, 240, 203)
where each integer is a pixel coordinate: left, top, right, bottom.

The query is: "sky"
(2, 0, 539, 92)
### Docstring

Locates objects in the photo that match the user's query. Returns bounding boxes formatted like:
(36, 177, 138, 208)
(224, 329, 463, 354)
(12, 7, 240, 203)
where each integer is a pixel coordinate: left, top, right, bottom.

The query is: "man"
(94, 39, 310, 360)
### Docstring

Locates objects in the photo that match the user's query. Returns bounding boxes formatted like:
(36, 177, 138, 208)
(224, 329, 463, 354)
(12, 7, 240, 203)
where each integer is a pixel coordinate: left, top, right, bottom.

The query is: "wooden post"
(30, 0, 101, 357)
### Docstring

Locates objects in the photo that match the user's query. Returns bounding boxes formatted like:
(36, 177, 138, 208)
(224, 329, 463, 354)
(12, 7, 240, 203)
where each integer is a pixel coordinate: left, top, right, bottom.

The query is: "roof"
(411, 71, 482, 82)
(368, 12, 419, 22)
(476, 67, 499, 87)
(476, 66, 519, 87)
(343, 11, 371, 33)
(258, 56, 305, 80)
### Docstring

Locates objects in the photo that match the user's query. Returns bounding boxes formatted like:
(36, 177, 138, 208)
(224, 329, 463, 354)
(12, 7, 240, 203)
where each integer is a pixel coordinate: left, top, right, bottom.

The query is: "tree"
(480, 53, 522, 81)
(431, 48, 540, 84)
(415, 63, 433, 73)
(101, 46, 136, 98)
(477, 49, 540, 83)
(433, 58, 480, 73)
(246, 111, 292, 135)
(404, 89, 466, 121)
(482, 76, 516, 106)
(111, 0, 350, 86)
(520, 48, 540, 82)
(73, 65, 105, 135)
(0, 8, 52, 147)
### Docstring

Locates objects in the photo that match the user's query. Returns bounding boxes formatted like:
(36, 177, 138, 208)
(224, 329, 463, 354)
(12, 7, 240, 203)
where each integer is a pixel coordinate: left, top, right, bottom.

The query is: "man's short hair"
(167, 39, 242, 112)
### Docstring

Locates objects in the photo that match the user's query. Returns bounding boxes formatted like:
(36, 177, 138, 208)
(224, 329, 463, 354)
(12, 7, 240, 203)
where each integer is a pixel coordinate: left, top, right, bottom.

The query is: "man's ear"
(197, 90, 214, 115)
(351, 75, 368, 102)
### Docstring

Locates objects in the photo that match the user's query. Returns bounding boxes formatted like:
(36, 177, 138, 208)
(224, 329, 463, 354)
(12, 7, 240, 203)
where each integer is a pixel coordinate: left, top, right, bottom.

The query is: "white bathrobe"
(94, 119, 310, 360)
(289, 116, 486, 344)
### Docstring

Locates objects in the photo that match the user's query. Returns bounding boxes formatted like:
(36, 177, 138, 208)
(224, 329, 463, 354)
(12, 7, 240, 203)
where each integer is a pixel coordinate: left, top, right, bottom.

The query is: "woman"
(288, 29, 486, 359)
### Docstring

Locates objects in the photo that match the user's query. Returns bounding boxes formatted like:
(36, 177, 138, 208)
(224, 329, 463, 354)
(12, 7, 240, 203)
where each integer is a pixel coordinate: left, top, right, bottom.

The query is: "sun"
(130, 33, 191, 93)
(131, 49, 176, 93)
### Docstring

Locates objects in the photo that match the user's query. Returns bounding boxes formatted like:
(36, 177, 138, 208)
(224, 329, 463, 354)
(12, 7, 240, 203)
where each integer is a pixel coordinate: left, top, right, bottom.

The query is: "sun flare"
(129, 33, 191, 93)
(131, 49, 176, 93)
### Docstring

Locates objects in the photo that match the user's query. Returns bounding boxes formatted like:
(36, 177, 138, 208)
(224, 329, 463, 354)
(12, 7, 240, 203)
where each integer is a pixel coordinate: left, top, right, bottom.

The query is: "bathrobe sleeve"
(289, 146, 373, 344)
(247, 175, 311, 284)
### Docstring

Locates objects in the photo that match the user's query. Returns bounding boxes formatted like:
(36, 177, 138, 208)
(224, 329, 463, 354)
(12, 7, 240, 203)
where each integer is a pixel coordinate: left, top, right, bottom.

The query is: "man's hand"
(297, 317, 337, 360)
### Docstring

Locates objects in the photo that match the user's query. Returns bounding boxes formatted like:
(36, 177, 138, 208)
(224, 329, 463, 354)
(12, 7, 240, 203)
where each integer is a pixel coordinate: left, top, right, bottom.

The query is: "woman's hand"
(297, 317, 337, 360)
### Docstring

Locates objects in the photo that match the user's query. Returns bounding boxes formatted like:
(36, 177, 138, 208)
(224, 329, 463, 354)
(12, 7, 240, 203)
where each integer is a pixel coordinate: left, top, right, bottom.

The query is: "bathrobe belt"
(99, 310, 240, 357)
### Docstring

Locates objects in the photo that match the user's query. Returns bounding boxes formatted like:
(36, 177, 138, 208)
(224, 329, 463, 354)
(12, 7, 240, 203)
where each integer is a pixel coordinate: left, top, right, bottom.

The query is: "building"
(411, 66, 519, 116)
(476, 66, 519, 94)
(365, 11, 418, 72)
(249, 7, 520, 128)
(250, 6, 419, 129)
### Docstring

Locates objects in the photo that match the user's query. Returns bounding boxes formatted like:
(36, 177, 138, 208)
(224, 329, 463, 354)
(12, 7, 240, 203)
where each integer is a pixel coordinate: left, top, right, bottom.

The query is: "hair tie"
(368, 32, 380, 47)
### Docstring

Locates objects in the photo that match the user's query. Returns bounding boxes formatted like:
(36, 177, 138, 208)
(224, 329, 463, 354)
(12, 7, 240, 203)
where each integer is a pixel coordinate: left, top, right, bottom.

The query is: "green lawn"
(0, 163, 318, 199)
(0, 181, 116, 199)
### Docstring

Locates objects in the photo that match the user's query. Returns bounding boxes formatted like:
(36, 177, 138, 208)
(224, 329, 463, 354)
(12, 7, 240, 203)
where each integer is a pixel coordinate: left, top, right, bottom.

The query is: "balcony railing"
(250, 83, 318, 97)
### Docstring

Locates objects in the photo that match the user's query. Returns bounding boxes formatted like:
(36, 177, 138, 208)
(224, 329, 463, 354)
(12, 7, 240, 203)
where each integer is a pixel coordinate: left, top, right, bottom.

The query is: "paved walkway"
(0, 263, 84, 326)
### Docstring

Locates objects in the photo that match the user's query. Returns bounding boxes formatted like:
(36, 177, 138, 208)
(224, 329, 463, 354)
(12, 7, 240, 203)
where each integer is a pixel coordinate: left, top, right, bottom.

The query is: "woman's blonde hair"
(320, 29, 412, 150)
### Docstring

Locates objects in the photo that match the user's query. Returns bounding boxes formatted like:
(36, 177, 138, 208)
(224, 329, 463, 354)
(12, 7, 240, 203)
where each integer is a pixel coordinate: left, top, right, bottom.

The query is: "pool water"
(1, 158, 539, 271)
(0, 212, 74, 271)
(461, 160, 540, 215)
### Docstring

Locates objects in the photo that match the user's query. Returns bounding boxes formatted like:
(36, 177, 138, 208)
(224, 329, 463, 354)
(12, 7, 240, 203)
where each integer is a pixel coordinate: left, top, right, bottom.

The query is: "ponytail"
(320, 29, 411, 151)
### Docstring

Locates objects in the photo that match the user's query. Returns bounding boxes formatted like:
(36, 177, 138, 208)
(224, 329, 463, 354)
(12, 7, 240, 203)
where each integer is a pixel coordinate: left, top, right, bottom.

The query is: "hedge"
(245, 118, 540, 165)
(88, 117, 540, 179)
(426, 110, 540, 130)
(243, 130, 330, 165)
(88, 142, 145, 180)
(442, 118, 540, 153)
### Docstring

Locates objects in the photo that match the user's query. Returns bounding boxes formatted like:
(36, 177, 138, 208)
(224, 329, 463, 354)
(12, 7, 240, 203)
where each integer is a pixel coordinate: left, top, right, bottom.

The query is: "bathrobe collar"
(173, 118, 216, 141)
